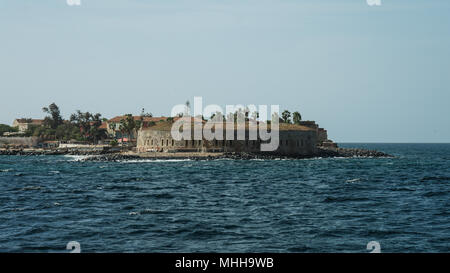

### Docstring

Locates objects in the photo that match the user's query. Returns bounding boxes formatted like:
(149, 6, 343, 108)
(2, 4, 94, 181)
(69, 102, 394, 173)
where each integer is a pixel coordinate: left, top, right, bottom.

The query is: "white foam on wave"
(0, 169, 13, 172)
(346, 178, 361, 183)
(119, 159, 192, 163)
(63, 155, 92, 162)
(128, 208, 164, 216)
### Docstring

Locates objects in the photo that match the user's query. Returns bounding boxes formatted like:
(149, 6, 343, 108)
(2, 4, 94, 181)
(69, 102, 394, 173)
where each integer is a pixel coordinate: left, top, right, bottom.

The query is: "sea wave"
(119, 159, 193, 163)
(64, 155, 92, 162)
(128, 208, 165, 216)
(346, 178, 361, 183)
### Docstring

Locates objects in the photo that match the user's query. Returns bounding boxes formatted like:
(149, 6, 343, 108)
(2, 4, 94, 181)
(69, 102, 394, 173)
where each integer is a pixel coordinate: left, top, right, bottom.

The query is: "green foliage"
(119, 114, 140, 140)
(281, 110, 291, 123)
(42, 103, 63, 129)
(70, 111, 106, 143)
(110, 139, 118, 147)
(292, 111, 302, 125)
(27, 104, 107, 143)
(55, 123, 83, 141)
(0, 124, 18, 136)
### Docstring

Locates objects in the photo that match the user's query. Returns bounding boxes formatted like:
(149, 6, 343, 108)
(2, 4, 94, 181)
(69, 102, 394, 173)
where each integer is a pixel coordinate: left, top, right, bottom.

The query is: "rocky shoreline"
(0, 147, 393, 161)
(0, 149, 112, 156)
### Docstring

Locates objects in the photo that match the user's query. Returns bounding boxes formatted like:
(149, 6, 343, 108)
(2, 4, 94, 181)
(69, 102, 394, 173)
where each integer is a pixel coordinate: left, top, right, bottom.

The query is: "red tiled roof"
(99, 122, 108, 129)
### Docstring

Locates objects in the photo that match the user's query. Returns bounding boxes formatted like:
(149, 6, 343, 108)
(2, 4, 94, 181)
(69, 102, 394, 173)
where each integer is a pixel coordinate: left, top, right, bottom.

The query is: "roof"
(141, 120, 315, 132)
(14, 119, 44, 125)
(99, 122, 108, 129)
(108, 116, 170, 123)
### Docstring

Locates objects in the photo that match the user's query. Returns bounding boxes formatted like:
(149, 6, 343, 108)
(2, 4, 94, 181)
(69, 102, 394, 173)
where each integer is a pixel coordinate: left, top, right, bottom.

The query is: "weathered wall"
(0, 137, 39, 147)
(137, 128, 317, 155)
(317, 128, 328, 144)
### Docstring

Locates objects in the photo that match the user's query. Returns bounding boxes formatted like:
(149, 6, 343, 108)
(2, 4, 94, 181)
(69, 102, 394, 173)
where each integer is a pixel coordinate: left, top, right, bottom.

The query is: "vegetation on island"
(25, 103, 106, 142)
(0, 124, 18, 136)
(178, 104, 302, 125)
(5, 99, 303, 144)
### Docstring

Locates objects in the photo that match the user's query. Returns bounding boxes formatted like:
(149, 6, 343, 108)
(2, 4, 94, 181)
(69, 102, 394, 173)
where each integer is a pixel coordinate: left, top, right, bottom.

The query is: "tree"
(88, 113, 106, 143)
(69, 111, 106, 143)
(281, 110, 291, 123)
(292, 111, 302, 125)
(0, 124, 18, 136)
(42, 103, 63, 129)
(119, 114, 140, 141)
(55, 122, 82, 141)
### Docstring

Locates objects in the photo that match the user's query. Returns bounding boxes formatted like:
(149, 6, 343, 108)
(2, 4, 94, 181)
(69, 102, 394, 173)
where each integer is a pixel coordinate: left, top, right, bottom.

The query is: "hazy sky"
(1, 0, 449, 142)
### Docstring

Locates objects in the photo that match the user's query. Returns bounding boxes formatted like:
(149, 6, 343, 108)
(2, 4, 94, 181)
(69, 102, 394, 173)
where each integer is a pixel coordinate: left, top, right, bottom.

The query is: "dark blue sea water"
(0, 144, 449, 253)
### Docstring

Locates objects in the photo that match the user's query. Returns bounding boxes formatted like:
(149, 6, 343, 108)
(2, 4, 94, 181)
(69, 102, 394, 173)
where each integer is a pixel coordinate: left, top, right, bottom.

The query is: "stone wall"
(0, 137, 39, 148)
(317, 128, 328, 144)
(137, 128, 317, 155)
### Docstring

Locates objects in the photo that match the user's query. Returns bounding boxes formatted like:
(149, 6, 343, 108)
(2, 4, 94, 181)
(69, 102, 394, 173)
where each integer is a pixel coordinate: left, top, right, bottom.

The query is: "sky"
(0, 0, 449, 142)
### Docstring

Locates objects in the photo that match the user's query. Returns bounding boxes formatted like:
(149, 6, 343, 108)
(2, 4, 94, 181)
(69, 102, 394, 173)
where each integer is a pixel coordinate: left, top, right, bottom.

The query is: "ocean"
(0, 143, 448, 253)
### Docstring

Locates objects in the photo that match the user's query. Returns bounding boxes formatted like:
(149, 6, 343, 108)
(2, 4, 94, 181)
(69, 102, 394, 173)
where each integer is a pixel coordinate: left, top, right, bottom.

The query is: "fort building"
(137, 121, 318, 156)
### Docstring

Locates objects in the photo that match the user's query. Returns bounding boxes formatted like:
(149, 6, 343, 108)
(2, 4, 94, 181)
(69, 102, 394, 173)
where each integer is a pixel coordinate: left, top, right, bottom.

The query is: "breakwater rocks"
(0, 149, 112, 156)
(80, 148, 392, 162)
(316, 147, 393, 158)
(1, 147, 392, 160)
(82, 154, 142, 162)
(219, 148, 392, 160)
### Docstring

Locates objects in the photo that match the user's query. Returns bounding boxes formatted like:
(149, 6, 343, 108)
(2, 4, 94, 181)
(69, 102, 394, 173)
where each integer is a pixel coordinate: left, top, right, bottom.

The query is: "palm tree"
(119, 114, 140, 141)
(292, 111, 302, 125)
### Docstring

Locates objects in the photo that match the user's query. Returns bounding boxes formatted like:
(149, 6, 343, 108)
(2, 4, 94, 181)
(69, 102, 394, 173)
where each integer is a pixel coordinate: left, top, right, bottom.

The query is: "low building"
(105, 116, 170, 140)
(12, 119, 44, 133)
(137, 121, 318, 155)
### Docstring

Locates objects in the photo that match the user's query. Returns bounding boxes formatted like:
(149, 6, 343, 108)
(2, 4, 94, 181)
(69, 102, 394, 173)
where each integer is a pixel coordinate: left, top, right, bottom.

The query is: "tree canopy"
(292, 111, 302, 124)
(25, 103, 107, 143)
(42, 103, 63, 129)
(0, 124, 18, 136)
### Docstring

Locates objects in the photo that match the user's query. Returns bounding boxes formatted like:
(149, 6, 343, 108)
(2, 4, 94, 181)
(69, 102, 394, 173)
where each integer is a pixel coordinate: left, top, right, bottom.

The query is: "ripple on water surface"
(0, 144, 449, 252)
